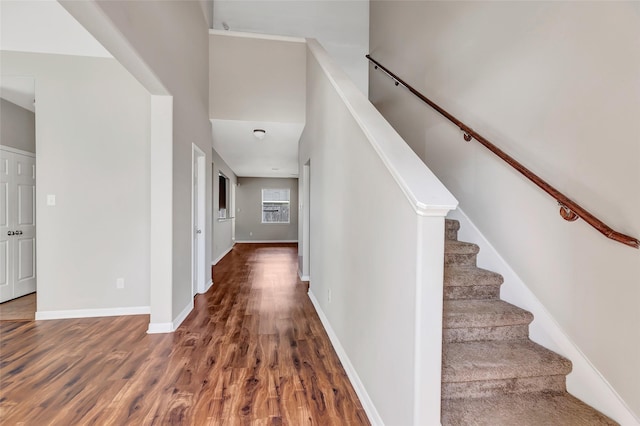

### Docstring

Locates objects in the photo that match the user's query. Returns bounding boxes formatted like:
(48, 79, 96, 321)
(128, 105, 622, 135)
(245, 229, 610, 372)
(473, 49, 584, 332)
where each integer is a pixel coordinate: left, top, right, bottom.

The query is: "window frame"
(218, 173, 229, 219)
(261, 188, 291, 224)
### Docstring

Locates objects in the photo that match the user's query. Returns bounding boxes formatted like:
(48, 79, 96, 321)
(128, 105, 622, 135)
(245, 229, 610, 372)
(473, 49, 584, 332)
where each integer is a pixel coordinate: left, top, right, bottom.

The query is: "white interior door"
(0, 149, 36, 303)
(192, 144, 205, 296)
(0, 150, 12, 302)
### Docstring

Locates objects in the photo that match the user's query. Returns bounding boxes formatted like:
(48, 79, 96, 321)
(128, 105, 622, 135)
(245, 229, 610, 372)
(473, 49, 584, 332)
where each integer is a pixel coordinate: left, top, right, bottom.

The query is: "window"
(262, 189, 290, 223)
(218, 173, 228, 218)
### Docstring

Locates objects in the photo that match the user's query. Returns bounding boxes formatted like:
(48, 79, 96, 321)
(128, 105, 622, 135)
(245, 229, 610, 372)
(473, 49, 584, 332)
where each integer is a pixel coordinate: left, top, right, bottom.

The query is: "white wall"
(79, 0, 214, 322)
(212, 148, 236, 264)
(235, 177, 298, 242)
(209, 32, 306, 123)
(369, 1, 640, 419)
(1, 51, 150, 313)
(211, 0, 369, 94)
(0, 98, 35, 153)
(301, 40, 456, 425)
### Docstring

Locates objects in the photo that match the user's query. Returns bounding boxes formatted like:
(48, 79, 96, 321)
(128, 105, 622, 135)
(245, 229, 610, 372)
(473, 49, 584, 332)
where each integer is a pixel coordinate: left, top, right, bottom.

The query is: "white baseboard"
(200, 278, 213, 294)
(308, 291, 384, 426)
(212, 243, 235, 265)
(173, 300, 194, 330)
(147, 322, 173, 334)
(448, 208, 640, 425)
(299, 274, 310, 282)
(35, 305, 149, 320)
(147, 300, 194, 334)
(234, 240, 298, 244)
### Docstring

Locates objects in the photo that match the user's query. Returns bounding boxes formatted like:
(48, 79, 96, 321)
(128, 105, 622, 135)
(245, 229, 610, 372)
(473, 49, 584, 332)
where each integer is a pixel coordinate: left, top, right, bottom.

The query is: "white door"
(0, 149, 36, 303)
(192, 144, 205, 296)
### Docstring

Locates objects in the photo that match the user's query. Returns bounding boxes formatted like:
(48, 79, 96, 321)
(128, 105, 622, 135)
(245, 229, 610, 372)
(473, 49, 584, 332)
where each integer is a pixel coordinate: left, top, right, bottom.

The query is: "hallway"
(0, 244, 369, 425)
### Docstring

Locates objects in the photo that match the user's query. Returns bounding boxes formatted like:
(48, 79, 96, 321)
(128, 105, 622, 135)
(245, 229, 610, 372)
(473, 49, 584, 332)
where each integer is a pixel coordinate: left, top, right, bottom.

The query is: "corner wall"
(302, 39, 457, 425)
(2, 51, 151, 314)
(73, 0, 214, 324)
(369, 1, 640, 419)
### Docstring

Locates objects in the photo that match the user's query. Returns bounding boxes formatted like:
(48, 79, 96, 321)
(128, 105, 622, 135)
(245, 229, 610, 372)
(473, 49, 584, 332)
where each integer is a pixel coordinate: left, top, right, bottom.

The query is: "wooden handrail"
(366, 54, 639, 249)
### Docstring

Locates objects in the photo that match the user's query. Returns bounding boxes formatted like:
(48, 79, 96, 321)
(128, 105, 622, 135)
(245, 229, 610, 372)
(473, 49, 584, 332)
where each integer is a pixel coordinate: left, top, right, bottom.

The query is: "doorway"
(300, 160, 311, 281)
(0, 75, 37, 318)
(192, 144, 206, 296)
(0, 147, 36, 309)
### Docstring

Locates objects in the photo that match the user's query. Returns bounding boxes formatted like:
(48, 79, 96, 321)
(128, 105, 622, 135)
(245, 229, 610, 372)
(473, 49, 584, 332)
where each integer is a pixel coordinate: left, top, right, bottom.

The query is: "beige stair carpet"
(441, 219, 617, 425)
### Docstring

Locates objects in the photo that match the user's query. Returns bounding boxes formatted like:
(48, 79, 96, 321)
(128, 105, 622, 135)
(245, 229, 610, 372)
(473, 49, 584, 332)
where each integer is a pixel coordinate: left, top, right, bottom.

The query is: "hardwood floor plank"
(0, 243, 369, 425)
(0, 293, 36, 321)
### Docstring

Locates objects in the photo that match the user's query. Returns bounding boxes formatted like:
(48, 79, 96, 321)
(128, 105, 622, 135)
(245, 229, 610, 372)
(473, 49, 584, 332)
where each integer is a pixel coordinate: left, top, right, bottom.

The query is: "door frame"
(191, 143, 206, 296)
(300, 159, 311, 281)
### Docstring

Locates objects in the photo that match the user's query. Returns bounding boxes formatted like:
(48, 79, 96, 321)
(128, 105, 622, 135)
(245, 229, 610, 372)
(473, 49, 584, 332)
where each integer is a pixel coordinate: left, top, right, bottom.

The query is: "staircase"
(441, 219, 618, 425)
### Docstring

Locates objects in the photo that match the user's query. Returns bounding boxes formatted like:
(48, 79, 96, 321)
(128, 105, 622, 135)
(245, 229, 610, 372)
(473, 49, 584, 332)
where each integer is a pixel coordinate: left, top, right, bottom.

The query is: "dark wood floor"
(0, 293, 36, 321)
(0, 243, 369, 425)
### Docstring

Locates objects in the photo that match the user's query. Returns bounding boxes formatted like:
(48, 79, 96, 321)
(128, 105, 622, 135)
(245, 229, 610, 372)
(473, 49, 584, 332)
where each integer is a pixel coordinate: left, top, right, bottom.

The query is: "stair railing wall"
(302, 39, 458, 425)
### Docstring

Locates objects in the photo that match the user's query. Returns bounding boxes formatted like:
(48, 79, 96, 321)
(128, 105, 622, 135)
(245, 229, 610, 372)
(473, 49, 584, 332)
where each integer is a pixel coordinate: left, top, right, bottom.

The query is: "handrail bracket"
(558, 203, 579, 222)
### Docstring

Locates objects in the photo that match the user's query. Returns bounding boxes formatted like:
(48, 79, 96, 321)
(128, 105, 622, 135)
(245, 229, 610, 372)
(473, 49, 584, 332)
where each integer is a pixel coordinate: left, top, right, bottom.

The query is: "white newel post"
(414, 214, 448, 425)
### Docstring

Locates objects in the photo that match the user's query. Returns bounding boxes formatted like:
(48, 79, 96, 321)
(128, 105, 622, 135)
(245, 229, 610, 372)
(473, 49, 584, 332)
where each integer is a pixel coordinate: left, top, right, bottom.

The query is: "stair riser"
(445, 229, 458, 241)
(444, 286, 500, 300)
(444, 326, 529, 343)
(445, 253, 477, 267)
(442, 375, 567, 399)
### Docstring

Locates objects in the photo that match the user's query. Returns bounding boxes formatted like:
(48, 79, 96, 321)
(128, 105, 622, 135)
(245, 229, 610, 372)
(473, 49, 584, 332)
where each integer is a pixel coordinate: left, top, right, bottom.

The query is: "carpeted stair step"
(444, 266, 503, 300)
(444, 299, 533, 343)
(445, 219, 460, 241)
(445, 240, 480, 267)
(440, 218, 615, 423)
(442, 339, 572, 399)
(441, 392, 618, 425)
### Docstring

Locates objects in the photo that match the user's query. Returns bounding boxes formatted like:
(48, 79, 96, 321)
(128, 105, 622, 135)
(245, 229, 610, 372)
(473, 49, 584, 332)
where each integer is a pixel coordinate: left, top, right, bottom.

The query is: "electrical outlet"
(327, 288, 332, 303)
(116, 278, 125, 289)
(249, 231, 253, 236)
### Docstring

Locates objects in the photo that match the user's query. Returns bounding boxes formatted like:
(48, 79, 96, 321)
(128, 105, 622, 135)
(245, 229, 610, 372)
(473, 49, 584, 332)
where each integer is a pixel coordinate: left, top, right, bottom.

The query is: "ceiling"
(0, 0, 111, 111)
(212, 119, 304, 178)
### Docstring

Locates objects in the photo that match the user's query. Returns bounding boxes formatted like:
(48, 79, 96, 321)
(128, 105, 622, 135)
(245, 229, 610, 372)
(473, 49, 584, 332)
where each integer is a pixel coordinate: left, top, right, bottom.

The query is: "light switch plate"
(46, 194, 56, 206)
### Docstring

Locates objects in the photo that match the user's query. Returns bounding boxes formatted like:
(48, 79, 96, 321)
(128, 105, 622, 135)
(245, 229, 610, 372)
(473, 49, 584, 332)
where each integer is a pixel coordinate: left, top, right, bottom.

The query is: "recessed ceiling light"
(253, 129, 266, 140)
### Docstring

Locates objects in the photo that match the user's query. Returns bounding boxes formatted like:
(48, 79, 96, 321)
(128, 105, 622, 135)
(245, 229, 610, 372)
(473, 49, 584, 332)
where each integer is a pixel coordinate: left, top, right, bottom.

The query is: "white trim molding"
(209, 29, 305, 44)
(308, 291, 384, 426)
(448, 208, 640, 425)
(147, 300, 194, 334)
(147, 322, 173, 334)
(36, 306, 150, 320)
(0, 145, 36, 157)
(212, 243, 235, 265)
(234, 240, 298, 244)
(172, 300, 193, 330)
(200, 279, 213, 294)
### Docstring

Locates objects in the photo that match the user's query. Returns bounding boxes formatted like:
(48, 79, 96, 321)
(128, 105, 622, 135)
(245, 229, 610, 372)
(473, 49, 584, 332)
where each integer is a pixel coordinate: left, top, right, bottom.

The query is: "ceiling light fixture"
(253, 129, 266, 140)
